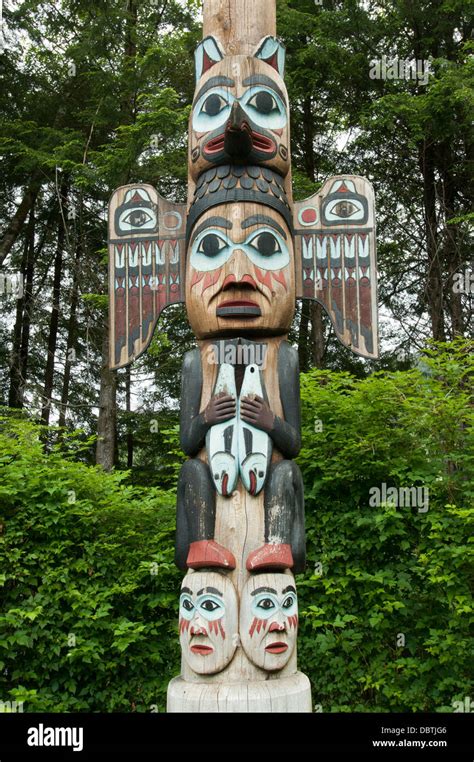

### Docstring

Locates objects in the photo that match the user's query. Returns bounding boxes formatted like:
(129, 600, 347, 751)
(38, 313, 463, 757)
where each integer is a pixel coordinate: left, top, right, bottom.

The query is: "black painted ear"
(195, 36, 224, 82)
(254, 36, 286, 77)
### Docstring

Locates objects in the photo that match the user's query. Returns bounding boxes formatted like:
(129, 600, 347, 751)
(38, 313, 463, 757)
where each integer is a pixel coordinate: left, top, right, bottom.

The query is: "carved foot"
(246, 543, 294, 571)
(187, 540, 236, 570)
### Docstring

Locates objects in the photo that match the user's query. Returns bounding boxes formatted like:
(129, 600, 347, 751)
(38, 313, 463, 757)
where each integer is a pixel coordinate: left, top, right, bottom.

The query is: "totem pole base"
(167, 672, 312, 713)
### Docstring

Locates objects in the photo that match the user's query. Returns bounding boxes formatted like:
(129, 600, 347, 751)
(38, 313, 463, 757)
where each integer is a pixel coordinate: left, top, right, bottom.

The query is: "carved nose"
(190, 624, 207, 636)
(225, 102, 253, 159)
(269, 621, 285, 632)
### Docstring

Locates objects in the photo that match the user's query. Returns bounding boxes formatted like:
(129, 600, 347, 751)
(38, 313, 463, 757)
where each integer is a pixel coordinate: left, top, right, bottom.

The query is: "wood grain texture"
(167, 672, 312, 712)
(203, 0, 276, 56)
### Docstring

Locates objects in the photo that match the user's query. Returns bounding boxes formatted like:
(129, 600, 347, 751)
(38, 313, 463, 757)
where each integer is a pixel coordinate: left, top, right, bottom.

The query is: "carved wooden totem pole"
(108, 0, 378, 712)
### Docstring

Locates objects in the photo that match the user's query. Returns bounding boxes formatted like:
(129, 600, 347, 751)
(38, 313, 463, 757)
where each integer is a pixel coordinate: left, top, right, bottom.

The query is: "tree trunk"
(419, 140, 446, 341)
(125, 365, 134, 469)
(298, 301, 310, 372)
(96, 0, 137, 467)
(303, 95, 316, 182)
(0, 175, 42, 266)
(438, 140, 464, 337)
(41, 184, 68, 425)
(8, 209, 35, 408)
(96, 329, 117, 471)
(310, 303, 325, 368)
(58, 240, 81, 429)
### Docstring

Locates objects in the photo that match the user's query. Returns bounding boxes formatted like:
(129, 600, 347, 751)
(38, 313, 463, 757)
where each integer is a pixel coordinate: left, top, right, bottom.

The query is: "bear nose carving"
(225, 102, 253, 159)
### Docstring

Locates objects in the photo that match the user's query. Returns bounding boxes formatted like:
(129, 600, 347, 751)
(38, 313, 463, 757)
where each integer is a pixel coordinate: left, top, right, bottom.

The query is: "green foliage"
(0, 416, 181, 712)
(297, 338, 473, 711)
(1, 344, 472, 712)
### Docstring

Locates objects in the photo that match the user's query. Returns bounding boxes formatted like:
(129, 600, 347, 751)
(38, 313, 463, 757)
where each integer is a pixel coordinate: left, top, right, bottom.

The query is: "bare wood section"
(167, 672, 312, 712)
(203, 0, 276, 55)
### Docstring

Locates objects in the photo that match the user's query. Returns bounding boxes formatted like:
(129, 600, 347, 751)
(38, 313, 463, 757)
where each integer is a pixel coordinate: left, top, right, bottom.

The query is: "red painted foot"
(246, 543, 294, 571)
(186, 540, 236, 570)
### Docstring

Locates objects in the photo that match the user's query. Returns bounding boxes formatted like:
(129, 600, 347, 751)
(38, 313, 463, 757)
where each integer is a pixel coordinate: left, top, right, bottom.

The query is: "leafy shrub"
(297, 340, 473, 711)
(0, 420, 181, 712)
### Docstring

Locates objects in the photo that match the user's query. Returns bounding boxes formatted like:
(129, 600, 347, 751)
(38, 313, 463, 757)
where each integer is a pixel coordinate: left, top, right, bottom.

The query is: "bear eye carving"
(248, 91, 277, 115)
(203, 93, 227, 117)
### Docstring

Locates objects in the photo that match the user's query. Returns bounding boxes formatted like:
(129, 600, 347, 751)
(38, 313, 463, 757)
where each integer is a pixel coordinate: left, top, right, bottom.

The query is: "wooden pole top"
(203, 0, 277, 55)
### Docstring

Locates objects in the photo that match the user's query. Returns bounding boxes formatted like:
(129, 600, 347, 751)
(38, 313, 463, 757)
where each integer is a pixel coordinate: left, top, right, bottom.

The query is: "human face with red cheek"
(179, 572, 238, 675)
(240, 573, 298, 671)
(185, 202, 295, 339)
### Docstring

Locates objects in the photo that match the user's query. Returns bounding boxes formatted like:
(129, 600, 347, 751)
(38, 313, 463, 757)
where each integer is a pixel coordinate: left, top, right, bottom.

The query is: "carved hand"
(240, 394, 275, 433)
(203, 393, 236, 426)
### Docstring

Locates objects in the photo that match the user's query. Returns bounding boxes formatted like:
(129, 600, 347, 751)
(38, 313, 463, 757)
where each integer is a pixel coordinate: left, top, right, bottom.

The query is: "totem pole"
(108, 0, 378, 712)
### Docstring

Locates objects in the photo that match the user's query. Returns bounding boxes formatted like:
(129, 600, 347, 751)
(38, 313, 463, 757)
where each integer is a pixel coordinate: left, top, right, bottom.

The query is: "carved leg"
(175, 459, 236, 571)
(247, 460, 306, 573)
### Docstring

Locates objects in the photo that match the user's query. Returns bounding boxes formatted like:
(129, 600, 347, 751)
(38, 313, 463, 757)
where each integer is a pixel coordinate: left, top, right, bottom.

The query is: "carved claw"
(186, 540, 236, 570)
(246, 543, 294, 572)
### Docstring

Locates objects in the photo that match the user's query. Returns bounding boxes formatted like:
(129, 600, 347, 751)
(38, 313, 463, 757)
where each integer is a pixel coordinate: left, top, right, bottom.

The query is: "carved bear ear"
(195, 36, 224, 82)
(254, 36, 286, 77)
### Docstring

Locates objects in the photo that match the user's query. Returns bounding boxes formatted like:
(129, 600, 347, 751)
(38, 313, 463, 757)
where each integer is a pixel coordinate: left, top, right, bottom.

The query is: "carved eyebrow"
(242, 75, 287, 105)
(197, 587, 223, 597)
(194, 75, 235, 104)
(242, 215, 287, 240)
(190, 216, 232, 244)
(181, 587, 193, 596)
(251, 587, 277, 596)
(282, 585, 297, 594)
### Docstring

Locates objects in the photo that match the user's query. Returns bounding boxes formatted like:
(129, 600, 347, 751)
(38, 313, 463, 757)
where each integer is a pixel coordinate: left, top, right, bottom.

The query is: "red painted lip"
(190, 645, 214, 655)
(251, 131, 275, 154)
(265, 642, 288, 654)
(205, 134, 225, 154)
(222, 472, 229, 496)
(249, 470, 257, 495)
(218, 300, 259, 308)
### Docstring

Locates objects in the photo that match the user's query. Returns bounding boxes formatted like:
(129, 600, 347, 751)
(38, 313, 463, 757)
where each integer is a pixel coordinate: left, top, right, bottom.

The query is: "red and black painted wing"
(294, 175, 378, 359)
(108, 184, 186, 370)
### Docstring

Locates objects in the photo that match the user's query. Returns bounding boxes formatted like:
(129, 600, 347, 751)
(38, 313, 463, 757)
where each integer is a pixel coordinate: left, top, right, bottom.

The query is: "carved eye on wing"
(120, 209, 154, 229)
(321, 179, 369, 226)
(241, 87, 287, 130)
(325, 199, 365, 222)
(115, 187, 158, 236)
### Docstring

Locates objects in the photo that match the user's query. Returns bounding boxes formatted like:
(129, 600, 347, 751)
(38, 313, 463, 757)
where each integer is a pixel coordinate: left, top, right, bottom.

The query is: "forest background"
(0, 0, 472, 712)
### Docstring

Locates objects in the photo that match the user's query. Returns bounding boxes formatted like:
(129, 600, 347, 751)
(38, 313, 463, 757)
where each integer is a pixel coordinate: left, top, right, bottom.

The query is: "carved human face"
(190, 55, 290, 182)
(179, 572, 238, 675)
(240, 574, 298, 671)
(185, 202, 295, 339)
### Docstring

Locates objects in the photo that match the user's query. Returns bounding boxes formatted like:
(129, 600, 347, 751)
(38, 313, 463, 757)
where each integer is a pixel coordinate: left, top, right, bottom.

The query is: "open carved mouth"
(204, 129, 275, 157)
(217, 300, 262, 318)
(190, 644, 214, 656)
(265, 642, 288, 654)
